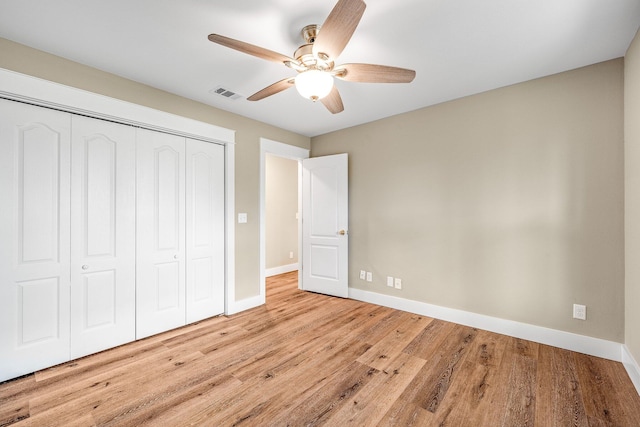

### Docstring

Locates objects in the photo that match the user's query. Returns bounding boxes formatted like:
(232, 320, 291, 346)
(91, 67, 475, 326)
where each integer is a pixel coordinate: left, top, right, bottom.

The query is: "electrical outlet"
(359, 270, 366, 280)
(394, 278, 402, 289)
(387, 276, 394, 287)
(289, 251, 294, 259)
(573, 304, 586, 320)
(366, 272, 373, 282)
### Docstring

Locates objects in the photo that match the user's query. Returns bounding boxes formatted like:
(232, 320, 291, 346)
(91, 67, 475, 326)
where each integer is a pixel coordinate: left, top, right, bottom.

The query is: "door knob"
(174, 254, 179, 259)
(82, 265, 89, 270)
(338, 230, 347, 235)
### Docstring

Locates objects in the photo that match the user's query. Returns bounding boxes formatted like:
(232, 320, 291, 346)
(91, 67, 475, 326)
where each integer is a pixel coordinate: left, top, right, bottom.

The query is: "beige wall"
(312, 59, 625, 342)
(265, 154, 298, 269)
(0, 38, 311, 301)
(626, 29, 640, 360)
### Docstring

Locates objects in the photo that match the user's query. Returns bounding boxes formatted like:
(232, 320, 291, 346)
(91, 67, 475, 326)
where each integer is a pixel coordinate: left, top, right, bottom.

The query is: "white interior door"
(301, 153, 349, 298)
(136, 128, 186, 339)
(186, 139, 225, 322)
(70, 116, 136, 358)
(0, 100, 71, 381)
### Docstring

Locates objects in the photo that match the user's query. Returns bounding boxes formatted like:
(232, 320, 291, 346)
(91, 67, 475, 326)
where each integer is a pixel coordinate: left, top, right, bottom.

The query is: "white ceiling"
(1, 0, 639, 137)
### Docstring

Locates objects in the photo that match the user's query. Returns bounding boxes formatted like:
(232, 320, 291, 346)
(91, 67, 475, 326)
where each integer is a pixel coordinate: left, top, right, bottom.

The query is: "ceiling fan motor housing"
(295, 25, 334, 71)
(301, 24, 319, 44)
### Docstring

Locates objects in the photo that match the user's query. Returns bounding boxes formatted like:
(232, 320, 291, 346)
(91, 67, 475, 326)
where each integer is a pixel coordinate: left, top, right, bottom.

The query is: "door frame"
(260, 138, 310, 301)
(0, 67, 237, 316)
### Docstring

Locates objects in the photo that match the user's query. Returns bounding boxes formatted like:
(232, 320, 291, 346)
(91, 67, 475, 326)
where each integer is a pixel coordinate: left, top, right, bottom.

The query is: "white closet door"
(136, 128, 186, 339)
(0, 100, 71, 381)
(70, 116, 136, 358)
(186, 139, 225, 322)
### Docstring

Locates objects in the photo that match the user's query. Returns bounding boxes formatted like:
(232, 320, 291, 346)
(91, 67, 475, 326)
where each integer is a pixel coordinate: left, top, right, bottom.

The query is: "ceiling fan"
(208, 0, 416, 114)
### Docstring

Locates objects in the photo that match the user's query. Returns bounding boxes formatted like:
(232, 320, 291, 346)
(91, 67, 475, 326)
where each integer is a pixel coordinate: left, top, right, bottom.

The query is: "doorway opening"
(259, 138, 309, 303)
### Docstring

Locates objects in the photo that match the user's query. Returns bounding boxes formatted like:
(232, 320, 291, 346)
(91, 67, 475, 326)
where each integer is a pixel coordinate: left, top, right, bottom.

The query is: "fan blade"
(334, 63, 416, 83)
(313, 0, 366, 61)
(208, 34, 297, 66)
(247, 77, 295, 101)
(321, 85, 344, 114)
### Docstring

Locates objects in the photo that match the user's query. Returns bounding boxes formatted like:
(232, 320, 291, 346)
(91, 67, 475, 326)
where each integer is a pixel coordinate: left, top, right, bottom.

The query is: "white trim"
(349, 287, 623, 362)
(266, 263, 299, 277)
(297, 162, 303, 290)
(623, 345, 640, 395)
(0, 68, 235, 144)
(226, 295, 264, 316)
(223, 143, 236, 316)
(0, 67, 237, 319)
(259, 138, 310, 303)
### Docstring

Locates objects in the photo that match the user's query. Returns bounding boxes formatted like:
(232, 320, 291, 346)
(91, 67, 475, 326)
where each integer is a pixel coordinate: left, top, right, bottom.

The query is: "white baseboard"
(349, 287, 623, 362)
(623, 345, 640, 395)
(265, 263, 299, 277)
(226, 294, 264, 316)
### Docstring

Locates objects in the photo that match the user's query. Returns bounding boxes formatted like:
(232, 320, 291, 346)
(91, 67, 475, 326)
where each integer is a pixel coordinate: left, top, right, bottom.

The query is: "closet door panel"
(0, 100, 71, 382)
(70, 116, 136, 359)
(136, 129, 186, 339)
(186, 139, 225, 322)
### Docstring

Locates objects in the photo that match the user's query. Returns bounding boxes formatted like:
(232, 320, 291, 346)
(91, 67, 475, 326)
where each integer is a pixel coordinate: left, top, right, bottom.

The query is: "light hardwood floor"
(1, 271, 639, 426)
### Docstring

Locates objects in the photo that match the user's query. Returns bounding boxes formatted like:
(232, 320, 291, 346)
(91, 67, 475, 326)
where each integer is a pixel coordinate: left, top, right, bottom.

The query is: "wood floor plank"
(0, 398, 29, 427)
(1, 271, 639, 426)
(201, 334, 374, 425)
(106, 373, 243, 427)
(356, 312, 432, 371)
(377, 399, 435, 426)
(534, 344, 588, 427)
(262, 361, 379, 426)
(353, 309, 409, 345)
(230, 302, 378, 382)
(574, 351, 638, 426)
(324, 351, 427, 425)
(398, 323, 479, 414)
(430, 329, 509, 426)
(498, 337, 539, 427)
(402, 318, 457, 358)
(27, 345, 202, 417)
(33, 339, 169, 386)
(134, 376, 243, 426)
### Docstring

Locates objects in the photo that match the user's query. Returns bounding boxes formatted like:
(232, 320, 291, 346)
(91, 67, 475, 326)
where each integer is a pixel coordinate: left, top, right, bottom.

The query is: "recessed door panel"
(193, 257, 213, 302)
(157, 148, 181, 251)
(85, 135, 116, 257)
(309, 245, 339, 280)
(83, 270, 116, 329)
(18, 278, 60, 345)
(157, 262, 181, 310)
(137, 128, 186, 339)
(0, 99, 71, 382)
(186, 139, 225, 323)
(70, 116, 136, 359)
(19, 124, 61, 264)
(193, 153, 213, 248)
(309, 167, 339, 238)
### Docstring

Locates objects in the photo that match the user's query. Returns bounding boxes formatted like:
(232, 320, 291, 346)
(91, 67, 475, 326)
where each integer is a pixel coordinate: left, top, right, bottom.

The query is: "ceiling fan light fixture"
(295, 69, 334, 101)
